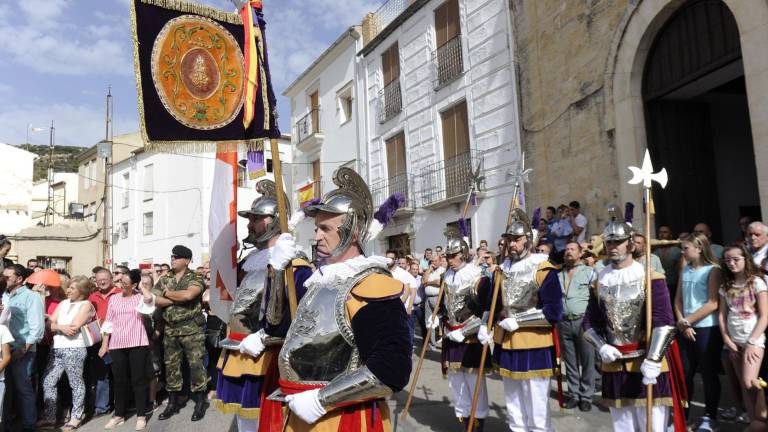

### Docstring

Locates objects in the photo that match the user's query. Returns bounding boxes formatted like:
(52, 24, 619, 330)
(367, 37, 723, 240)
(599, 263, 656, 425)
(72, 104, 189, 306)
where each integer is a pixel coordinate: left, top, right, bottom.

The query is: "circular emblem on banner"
(151, 15, 244, 130)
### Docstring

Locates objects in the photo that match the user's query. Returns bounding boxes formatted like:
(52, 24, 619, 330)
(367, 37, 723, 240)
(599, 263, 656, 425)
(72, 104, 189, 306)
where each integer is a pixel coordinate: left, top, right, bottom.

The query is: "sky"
(0, 0, 379, 147)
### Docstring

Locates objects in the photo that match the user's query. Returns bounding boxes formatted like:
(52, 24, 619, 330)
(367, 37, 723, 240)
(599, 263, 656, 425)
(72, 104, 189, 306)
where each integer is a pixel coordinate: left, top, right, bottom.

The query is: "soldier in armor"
(273, 167, 412, 431)
(214, 180, 313, 432)
(426, 226, 492, 431)
(476, 208, 562, 431)
(582, 206, 682, 432)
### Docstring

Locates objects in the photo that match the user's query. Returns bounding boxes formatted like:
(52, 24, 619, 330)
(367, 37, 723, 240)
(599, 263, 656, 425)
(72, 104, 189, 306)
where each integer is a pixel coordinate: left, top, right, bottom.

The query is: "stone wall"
(510, 0, 631, 233)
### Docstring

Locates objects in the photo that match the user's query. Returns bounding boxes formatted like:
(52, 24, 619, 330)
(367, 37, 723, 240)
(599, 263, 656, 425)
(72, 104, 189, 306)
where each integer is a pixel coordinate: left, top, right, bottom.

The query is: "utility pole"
(44, 121, 55, 226)
(101, 87, 114, 268)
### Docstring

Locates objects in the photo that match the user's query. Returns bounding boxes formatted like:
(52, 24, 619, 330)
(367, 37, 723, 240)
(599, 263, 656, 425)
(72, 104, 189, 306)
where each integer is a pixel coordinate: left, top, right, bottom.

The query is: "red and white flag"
(208, 151, 238, 322)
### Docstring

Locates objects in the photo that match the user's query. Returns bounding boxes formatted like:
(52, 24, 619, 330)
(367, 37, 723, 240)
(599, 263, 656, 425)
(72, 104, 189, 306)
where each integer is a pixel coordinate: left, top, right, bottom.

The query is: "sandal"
(135, 416, 147, 431)
(104, 417, 125, 429)
(35, 420, 56, 430)
(62, 421, 82, 431)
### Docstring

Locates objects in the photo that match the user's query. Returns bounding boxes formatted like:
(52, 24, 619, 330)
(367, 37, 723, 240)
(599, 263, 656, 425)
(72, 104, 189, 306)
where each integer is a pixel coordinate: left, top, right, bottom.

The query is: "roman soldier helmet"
(503, 208, 534, 242)
(601, 204, 633, 241)
(238, 179, 291, 245)
(444, 226, 469, 258)
(303, 167, 374, 258)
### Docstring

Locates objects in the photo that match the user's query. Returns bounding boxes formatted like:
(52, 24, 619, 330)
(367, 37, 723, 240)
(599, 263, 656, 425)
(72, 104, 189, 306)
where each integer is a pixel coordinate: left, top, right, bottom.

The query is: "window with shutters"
(378, 43, 402, 123)
(312, 159, 321, 199)
(440, 101, 472, 199)
(384, 132, 409, 205)
(433, 0, 463, 89)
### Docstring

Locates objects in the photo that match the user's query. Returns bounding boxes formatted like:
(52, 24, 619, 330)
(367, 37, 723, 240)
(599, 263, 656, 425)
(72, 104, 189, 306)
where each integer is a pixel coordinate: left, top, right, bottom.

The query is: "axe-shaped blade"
(628, 149, 667, 189)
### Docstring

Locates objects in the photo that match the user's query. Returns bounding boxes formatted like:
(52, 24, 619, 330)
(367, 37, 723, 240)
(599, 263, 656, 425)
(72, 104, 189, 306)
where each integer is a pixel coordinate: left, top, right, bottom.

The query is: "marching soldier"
(426, 227, 492, 431)
(582, 207, 684, 431)
(153, 245, 210, 421)
(214, 180, 312, 432)
(477, 208, 563, 431)
(273, 167, 412, 431)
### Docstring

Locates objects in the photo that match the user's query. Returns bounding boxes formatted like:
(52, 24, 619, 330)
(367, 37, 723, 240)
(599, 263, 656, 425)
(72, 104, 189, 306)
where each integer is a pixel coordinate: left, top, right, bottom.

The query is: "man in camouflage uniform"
(153, 245, 209, 421)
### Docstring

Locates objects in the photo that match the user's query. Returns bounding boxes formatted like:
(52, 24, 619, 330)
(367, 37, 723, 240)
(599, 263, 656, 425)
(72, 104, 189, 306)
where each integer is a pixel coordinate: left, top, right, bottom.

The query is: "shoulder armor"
(351, 273, 404, 302)
(535, 261, 557, 286)
(291, 258, 311, 268)
(651, 271, 665, 281)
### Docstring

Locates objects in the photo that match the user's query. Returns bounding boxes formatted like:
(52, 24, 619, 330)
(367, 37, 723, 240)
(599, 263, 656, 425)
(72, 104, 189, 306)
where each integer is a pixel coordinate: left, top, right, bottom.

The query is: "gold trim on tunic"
(600, 357, 669, 373)
(494, 327, 555, 350)
(213, 399, 261, 419)
(217, 349, 274, 377)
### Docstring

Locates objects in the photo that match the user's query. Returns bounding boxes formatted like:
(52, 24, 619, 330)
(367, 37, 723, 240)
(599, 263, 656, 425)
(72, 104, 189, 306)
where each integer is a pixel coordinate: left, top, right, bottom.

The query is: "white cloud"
(0, 0, 133, 77)
(0, 102, 136, 147)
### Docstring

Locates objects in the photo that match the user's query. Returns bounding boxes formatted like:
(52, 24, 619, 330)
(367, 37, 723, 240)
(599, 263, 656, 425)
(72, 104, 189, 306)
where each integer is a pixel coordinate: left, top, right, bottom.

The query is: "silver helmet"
(238, 179, 291, 246)
(303, 167, 373, 258)
(503, 208, 534, 242)
(602, 204, 633, 242)
(444, 226, 469, 257)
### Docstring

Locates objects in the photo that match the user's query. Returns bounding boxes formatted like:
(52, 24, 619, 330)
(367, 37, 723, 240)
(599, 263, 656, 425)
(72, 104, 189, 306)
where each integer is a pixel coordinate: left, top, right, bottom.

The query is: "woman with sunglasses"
(100, 269, 155, 430)
(719, 244, 768, 426)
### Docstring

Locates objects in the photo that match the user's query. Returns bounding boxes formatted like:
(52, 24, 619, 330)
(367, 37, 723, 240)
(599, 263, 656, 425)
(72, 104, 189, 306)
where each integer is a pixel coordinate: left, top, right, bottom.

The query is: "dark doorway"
(643, 0, 761, 244)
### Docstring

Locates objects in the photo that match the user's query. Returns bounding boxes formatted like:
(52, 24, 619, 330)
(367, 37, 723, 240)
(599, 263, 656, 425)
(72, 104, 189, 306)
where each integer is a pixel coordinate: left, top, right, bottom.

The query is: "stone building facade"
(511, 0, 768, 243)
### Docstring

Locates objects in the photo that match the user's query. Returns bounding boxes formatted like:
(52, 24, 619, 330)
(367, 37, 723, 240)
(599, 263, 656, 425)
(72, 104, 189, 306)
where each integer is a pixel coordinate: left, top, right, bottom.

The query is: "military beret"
(171, 245, 193, 260)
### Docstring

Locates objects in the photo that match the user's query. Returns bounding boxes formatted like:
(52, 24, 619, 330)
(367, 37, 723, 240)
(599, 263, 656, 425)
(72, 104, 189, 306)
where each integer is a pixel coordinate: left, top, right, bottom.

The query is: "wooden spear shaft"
(644, 188, 653, 432)
(270, 138, 298, 318)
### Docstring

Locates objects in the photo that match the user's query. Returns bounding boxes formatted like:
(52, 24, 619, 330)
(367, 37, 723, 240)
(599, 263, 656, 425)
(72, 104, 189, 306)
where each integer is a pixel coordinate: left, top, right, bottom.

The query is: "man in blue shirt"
(2, 263, 44, 432)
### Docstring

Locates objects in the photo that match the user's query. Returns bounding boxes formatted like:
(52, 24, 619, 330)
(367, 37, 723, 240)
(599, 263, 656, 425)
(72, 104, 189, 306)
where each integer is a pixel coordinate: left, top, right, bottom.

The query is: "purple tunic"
(582, 276, 675, 406)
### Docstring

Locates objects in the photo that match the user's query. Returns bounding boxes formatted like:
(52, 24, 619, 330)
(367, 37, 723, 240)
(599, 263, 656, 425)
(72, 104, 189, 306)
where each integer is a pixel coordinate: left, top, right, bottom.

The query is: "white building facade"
(111, 137, 292, 269)
(0, 143, 36, 235)
(283, 26, 365, 253)
(358, 0, 524, 256)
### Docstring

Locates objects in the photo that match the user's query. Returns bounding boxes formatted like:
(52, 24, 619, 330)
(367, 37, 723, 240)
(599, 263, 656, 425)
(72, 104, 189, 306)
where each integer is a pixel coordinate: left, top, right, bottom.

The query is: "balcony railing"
(370, 172, 413, 210)
(419, 151, 482, 206)
(296, 108, 320, 143)
(377, 78, 402, 123)
(432, 35, 464, 90)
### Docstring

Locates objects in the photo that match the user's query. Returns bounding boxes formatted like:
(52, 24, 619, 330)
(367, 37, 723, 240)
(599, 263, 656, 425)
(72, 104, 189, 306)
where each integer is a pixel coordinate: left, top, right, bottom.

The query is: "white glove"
(641, 359, 662, 385)
(499, 317, 519, 333)
(477, 325, 491, 346)
(598, 344, 622, 363)
(269, 233, 298, 270)
(285, 388, 327, 424)
(447, 329, 465, 343)
(426, 315, 440, 330)
(238, 329, 266, 358)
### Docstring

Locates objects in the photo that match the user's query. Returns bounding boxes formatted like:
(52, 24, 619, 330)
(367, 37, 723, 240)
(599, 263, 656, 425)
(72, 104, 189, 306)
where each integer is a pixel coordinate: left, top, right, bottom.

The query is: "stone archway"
(607, 0, 768, 232)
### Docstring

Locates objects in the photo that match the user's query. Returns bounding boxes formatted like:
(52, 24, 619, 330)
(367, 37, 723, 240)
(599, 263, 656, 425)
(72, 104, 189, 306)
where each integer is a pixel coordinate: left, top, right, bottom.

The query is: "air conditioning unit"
(69, 203, 85, 219)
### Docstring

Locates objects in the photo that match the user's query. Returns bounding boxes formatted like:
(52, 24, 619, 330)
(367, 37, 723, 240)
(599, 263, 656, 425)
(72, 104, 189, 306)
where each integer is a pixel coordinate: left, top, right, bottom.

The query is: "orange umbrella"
(25, 269, 61, 287)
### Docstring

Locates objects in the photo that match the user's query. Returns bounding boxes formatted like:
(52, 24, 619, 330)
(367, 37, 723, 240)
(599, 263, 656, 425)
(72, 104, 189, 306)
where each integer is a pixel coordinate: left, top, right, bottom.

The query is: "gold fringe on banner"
(138, 0, 242, 24)
(144, 139, 265, 154)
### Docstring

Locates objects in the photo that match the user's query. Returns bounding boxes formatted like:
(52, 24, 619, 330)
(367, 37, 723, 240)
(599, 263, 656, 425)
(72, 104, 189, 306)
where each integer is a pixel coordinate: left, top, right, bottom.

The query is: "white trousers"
(447, 370, 489, 418)
(503, 376, 553, 432)
(237, 416, 258, 432)
(609, 406, 669, 432)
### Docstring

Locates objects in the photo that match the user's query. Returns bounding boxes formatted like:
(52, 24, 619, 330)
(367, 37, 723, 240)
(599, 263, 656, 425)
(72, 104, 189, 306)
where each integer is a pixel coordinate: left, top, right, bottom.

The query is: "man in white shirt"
(421, 255, 445, 348)
(569, 201, 588, 243)
(386, 251, 419, 315)
(748, 221, 768, 279)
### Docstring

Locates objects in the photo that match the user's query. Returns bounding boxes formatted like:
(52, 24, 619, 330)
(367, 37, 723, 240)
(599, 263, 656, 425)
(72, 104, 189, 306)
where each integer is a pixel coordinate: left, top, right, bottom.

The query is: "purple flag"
(247, 150, 266, 179)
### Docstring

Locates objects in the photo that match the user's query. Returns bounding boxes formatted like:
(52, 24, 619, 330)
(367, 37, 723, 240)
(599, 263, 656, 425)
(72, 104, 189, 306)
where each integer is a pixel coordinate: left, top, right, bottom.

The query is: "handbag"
(80, 320, 102, 347)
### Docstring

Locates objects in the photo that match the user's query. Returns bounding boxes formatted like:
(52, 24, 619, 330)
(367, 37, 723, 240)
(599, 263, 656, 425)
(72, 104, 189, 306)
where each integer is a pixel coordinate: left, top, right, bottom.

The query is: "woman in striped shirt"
(99, 269, 155, 430)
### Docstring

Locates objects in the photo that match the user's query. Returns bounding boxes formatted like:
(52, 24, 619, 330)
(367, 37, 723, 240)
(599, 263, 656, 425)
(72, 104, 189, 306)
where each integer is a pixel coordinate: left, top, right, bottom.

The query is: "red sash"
(257, 347, 282, 432)
(277, 380, 385, 431)
(667, 341, 688, 432)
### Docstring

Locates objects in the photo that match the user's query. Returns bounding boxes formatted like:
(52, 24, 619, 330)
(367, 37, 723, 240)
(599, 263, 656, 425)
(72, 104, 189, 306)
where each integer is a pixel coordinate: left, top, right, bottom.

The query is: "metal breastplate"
(443, 271, 482, 327)
(598, 276, 645, 347)
(229, 268, 267, 334)
(501, 258, 540, 315)
(278, 268, 387, 384)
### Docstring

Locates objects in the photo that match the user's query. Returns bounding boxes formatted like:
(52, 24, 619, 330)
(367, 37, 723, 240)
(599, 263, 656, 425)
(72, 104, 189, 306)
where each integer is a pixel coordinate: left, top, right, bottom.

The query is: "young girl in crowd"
(719, 244, 768, 426)
(674, 232, 723, 432)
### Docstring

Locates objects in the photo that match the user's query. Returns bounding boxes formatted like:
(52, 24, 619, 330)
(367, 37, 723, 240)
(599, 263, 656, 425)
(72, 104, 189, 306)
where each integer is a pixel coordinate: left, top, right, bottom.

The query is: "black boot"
(191, 391, 209, 422)
(158, 392, 179, 420)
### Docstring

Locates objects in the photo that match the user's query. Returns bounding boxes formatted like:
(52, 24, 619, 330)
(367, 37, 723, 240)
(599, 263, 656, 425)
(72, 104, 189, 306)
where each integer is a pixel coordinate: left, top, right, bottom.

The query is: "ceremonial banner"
(208, 151, 238, 322)
(130, 0, 280, 151)
(247, 149, 266, 179)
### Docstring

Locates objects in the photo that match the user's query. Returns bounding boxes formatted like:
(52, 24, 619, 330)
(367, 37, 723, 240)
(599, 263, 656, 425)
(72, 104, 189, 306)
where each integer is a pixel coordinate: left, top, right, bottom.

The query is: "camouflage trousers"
(163, 332, 209, 392)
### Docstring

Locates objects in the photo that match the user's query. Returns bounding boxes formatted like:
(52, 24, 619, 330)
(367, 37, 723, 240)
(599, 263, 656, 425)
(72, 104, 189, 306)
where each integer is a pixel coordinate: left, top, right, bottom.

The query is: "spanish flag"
(298, 183, 315, 208)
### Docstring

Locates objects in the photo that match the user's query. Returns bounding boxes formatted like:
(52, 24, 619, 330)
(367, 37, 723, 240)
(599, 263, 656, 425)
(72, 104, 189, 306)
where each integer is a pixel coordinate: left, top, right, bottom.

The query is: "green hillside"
(18, 144, 83, 181)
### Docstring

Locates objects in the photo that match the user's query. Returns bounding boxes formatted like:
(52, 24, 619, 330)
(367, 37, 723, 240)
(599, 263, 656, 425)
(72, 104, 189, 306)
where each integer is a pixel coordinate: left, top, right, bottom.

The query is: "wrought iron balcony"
(432, 35, 464, 90)
(377, 78, 402, 123)
(370, 172, 413, 210)
(419, 151, 482, 207)
(295, 108, 320, 143)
